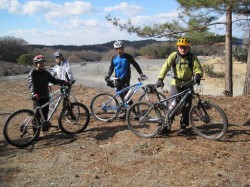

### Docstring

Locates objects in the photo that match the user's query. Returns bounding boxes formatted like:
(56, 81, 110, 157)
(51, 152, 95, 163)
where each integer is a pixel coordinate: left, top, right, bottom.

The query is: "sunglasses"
(115, 47, 123, 50)
(55, 56, 60, 59)
(178, 46, 189, 49)
(37, 61, 45, 63)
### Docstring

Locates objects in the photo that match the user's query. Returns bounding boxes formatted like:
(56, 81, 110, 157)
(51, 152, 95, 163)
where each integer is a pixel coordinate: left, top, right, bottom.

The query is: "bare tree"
(0, 36, 29, 62)
(243, 28, 250, 95)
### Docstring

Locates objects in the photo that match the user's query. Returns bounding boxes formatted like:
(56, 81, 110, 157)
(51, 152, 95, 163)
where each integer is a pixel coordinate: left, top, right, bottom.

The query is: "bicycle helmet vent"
(176, 37, 191, 46)
(33, 55, 46, 63)
(54, 51, 63, 57)
(114, 41, 124, 49)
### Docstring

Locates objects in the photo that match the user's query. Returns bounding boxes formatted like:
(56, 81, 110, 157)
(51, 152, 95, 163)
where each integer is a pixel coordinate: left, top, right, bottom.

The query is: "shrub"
(17, 54, 33, 66)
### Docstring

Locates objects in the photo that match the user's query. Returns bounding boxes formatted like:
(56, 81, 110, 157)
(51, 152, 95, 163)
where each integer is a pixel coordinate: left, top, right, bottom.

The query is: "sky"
(0, 0, 248, 46)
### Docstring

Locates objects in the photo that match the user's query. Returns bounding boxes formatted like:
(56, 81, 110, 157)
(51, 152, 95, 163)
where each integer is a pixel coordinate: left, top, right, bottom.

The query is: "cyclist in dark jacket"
(105, 41, 147, 118)
(28, 55, 68, 131)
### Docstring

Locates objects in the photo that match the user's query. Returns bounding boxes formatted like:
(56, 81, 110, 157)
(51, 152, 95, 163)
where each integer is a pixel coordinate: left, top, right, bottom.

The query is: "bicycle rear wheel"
(190, 101, 228, 140)
(59, 102, 90, 134)
(126, 101, 162, 138)
(90, 93, 119, 122)
(3, 109, 40, 148)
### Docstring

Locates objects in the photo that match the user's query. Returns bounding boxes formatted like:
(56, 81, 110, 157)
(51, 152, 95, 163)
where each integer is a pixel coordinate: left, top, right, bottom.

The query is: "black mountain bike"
(126, 80, 228, 140)
(3, 85, 90, 148)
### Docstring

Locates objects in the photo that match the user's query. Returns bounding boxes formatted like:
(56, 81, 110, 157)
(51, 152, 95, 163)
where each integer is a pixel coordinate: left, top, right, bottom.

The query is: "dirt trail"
(0, 80, 249, 187)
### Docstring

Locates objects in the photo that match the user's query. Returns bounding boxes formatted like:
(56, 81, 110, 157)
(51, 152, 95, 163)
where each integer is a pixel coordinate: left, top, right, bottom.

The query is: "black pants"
(33, 98, 49, 122)
(169, 85, 192, 125)
(115, 78, 133, 106)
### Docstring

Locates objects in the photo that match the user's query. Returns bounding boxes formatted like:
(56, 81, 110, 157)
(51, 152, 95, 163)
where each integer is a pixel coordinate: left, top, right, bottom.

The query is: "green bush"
(17, 54, 33, 66)
(0, 69, 9, 76)
(233, 47, 248, 63)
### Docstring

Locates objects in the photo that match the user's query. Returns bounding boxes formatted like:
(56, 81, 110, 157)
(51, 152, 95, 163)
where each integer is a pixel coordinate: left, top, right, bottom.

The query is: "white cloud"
(104, 2, 145, 17)
(45, 1, 95, 20)
(6, 24, 143, 45)
(64, 18, 99, 28)
(63, 1, 94, 15)
(7, 28, 57, 37)
(130, 11, 179, 26)
(0, 0, 21, 13)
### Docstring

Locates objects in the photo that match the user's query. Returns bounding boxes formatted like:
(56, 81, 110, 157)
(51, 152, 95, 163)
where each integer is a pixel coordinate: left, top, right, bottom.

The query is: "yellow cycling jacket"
(158, 52, 203, 87)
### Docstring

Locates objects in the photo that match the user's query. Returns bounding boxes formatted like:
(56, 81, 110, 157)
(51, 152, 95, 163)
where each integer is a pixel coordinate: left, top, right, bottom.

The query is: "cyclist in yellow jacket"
(156, 37, 203, 134)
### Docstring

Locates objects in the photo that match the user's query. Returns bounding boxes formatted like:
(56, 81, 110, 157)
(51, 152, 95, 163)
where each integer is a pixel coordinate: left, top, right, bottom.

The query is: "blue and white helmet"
(53, 51, 63, 58)
(113, 41, 124, 49)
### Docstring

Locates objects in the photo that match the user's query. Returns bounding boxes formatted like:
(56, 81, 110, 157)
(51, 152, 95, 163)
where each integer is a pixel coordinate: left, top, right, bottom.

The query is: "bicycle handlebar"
(107, 77, 147, 82)
(180, 78, 205, 89)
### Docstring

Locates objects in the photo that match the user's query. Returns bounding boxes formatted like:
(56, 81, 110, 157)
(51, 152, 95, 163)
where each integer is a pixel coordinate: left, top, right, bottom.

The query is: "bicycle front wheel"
(3, 109, 40, 148)
(190, 101, 228, 140)
(59, 102, 90, 134)
(126, 101, 162, 138)
(90, 93, 119, 122)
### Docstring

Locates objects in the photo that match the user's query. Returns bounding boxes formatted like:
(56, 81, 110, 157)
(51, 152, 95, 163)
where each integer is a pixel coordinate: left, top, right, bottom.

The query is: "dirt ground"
(0, 77, 249, 187)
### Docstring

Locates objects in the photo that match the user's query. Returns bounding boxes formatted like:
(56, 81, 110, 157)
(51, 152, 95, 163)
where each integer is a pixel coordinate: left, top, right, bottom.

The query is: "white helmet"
(54, 51, 63, 58)
(114, 41, 124, 49)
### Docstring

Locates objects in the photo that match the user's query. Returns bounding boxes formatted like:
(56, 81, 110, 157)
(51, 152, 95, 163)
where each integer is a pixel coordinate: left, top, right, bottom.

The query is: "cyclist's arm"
(65, 60, 75, 82)
(126, 53, 143, 75)
(28, 69, 35, 95)
(107, 57, 115, 77)
(47, 71, 65, 85)
(192, 56, 203, 77)
(158, 52, 175, 80)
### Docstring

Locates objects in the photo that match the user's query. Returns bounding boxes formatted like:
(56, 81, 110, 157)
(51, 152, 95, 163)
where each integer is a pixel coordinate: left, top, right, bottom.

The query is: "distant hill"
(29, 39, 165, 52)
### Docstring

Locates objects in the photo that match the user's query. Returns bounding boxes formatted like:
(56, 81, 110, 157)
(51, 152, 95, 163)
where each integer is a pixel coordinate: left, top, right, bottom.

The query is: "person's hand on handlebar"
(70, 80, 76, 85)
(62, 80, 71, 87)
(140, 74, 148, 80)
(156, 79, 164, 89)
(105, 75, 110, 81)
(31, 93, 39, 100)
(194, 74, 201, 85)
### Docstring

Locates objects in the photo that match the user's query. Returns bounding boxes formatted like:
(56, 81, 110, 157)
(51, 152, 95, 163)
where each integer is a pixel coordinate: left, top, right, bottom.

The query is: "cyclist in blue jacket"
(105, 41, 147, 118)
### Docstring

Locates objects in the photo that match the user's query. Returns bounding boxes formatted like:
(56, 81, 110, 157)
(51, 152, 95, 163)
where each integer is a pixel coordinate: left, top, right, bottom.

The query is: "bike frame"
(114, 82, 143, 106)
(104, 78, 144, 111)
(145, 82, 197, 125)
(35, 87, 69, 123)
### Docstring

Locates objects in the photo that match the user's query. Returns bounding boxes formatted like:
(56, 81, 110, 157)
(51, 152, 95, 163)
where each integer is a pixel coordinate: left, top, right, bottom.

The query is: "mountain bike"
(48, 81, 77, 119)
(90, 77, 166, 122)
(126, 79, 228, 140)
(3, 85, 90, 148)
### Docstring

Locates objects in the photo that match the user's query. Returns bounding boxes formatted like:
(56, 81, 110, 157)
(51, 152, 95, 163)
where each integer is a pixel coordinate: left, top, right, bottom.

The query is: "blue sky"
(0, 0, 247, 45)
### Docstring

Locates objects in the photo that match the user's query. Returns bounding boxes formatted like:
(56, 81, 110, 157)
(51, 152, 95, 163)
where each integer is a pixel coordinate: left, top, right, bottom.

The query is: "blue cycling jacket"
(107, 53, 142, 80)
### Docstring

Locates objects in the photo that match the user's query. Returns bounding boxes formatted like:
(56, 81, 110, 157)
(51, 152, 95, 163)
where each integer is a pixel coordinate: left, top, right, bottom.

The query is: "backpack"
(171, 52, 194, 81)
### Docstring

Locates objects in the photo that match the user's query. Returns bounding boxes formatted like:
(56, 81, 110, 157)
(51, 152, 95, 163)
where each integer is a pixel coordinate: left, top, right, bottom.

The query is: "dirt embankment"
(0, 79, 249, 187)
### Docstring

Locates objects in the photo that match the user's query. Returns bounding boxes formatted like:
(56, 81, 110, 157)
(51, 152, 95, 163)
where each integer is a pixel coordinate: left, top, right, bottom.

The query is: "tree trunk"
(224, 5, 233, 97)
(243, 28, 250, 95)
